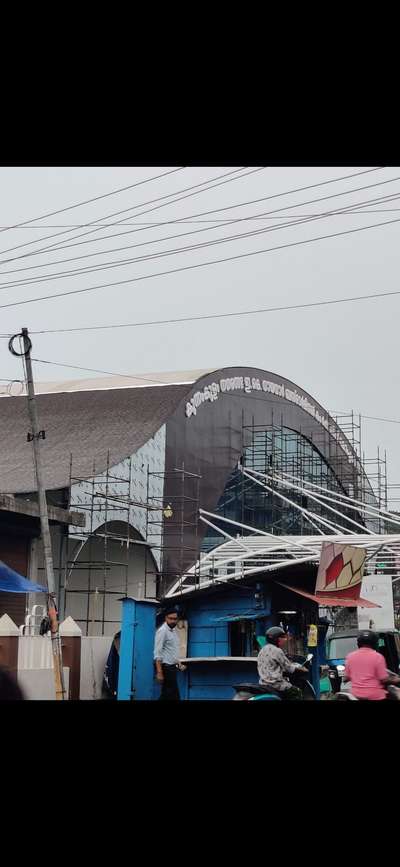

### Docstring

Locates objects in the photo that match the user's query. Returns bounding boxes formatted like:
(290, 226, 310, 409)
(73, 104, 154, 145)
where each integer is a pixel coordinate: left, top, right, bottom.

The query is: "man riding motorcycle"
(257, 626, 309, 700)
(343, 629, 400, 700)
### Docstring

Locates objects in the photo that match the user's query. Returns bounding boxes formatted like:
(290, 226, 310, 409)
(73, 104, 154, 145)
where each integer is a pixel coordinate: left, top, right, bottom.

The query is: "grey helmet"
(266, 626, 286, 645)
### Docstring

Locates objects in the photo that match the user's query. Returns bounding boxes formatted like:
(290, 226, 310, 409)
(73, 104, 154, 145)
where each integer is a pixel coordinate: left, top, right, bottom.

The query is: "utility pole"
(9, 328, 65, 700)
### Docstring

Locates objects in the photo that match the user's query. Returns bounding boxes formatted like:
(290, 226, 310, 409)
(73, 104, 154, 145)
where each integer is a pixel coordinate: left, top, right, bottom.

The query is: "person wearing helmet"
(343, 630, 398, 700)
(257, 626, 309, 700)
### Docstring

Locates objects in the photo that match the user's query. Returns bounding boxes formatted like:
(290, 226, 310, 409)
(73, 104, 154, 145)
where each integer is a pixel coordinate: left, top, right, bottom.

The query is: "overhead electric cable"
(1, 210, 400, 311)
(0, 185, 399, 285)
(0, 167, 185, 237)
(0, 167, 257, 262)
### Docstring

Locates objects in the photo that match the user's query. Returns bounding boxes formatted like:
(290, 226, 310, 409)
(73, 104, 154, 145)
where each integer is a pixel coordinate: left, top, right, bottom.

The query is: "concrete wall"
(16, 633, 70, 699)
(18, 668, 70, 700)
(16, 633, 111, 699)
(80, 636, 111, 700)
(18, 634, 53, 668)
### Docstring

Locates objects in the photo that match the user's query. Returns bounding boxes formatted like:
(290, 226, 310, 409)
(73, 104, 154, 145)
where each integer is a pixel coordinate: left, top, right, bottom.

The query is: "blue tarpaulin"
(0, 560, 47, 594)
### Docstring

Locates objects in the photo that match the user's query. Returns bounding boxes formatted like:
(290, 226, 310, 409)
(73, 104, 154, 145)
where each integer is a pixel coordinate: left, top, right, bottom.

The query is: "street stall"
(116, 535, 390, 700)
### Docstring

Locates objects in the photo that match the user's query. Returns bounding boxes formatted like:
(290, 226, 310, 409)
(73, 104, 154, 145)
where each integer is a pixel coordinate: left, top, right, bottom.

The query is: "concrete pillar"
(60, 616, 82, 700)
(0, 614, 20, 676)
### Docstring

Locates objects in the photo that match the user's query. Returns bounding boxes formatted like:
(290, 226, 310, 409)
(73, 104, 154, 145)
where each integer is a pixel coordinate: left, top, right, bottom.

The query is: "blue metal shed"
(172, 570, 324, 699)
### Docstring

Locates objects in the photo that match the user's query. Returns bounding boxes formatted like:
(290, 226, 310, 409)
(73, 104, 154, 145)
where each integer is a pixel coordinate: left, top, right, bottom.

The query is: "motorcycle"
(232, 653, 316, 701)
(332, 669, 400, 701)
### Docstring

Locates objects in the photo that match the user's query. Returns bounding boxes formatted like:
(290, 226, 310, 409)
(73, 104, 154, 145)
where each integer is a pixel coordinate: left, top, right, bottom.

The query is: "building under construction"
(0, 365, 399, 635)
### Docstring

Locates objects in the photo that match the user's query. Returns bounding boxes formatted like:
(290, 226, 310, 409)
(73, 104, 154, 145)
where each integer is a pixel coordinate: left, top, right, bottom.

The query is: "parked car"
(326, 628, 400, 691)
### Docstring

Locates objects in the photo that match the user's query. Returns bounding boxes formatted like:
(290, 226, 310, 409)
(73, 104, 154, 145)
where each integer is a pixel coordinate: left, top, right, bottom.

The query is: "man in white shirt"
(154, 607, 182, 700)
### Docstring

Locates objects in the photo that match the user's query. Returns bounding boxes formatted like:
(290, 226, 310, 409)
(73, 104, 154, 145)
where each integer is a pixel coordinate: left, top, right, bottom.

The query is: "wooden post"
(9, 328, 65, 700)
(60, 617, 82, 700)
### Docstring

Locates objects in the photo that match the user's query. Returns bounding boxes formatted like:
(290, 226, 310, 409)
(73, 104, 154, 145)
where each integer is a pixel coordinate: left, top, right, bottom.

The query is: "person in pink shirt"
(344, 630, 393, 700)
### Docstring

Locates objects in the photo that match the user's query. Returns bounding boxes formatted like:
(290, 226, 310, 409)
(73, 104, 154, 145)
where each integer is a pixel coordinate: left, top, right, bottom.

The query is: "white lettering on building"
(184, 375, 356, 464)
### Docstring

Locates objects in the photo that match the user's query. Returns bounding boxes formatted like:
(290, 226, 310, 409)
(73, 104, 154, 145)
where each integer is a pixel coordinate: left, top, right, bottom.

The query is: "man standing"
(154, 607, 183, 701)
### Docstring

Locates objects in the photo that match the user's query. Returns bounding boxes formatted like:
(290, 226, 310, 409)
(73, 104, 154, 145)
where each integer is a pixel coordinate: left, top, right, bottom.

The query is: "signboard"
(307, 624, 318, 647)
(357, 575, 395, 630)
(280, 543, 379, 609)
(316, 542, 366, 596)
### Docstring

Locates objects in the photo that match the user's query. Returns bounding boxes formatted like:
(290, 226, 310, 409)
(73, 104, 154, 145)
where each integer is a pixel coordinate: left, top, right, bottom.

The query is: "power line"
(0, 183, 399, 284)
(30, 357, 169, 385)
(1, 210, 400, 312)
(0, 167, 255, 264)
(331, 409, 400, 425)
(0, 168, 185, 237)
(361, 415, 400, 425)
(24, 285, 400, 336)
(0, 168, 244, 262)
(0, 186, 399, 292)
(20, 359, 400, 433)
(0, 167, 384, 270)
(2, 208, 400, 228)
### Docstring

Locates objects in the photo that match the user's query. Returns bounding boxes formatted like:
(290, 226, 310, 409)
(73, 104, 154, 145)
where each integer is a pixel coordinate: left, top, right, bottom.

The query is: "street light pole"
(9, 328, 65, 700)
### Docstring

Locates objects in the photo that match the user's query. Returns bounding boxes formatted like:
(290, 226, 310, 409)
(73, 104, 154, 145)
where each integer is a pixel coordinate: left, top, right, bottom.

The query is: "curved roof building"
(0, 365, 377, 633)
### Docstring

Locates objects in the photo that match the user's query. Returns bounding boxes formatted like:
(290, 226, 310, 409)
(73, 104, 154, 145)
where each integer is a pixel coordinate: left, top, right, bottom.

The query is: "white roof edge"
(26, 380, 196, 397)
(0, 369, 214, 397)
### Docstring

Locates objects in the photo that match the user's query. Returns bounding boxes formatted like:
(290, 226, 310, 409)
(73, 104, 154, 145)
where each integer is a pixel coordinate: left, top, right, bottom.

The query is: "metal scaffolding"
(60, 454, 134, 635)
(201, 411, 370, 545)
(53, 410, 399, 621)
(146, 464, 201, 599)
(174, 411, 400, 599)
(59, 455, 201, 631)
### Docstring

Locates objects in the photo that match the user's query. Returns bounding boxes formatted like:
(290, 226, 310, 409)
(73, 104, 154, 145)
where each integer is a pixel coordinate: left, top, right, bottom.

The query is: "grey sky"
(0, 165, 399, 498)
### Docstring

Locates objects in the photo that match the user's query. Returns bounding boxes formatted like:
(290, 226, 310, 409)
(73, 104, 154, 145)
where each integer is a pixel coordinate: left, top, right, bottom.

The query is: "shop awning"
(277, 582, 379, 609)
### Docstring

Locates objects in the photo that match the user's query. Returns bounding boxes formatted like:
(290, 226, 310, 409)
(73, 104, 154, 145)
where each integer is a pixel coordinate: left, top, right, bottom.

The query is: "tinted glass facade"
(202, 426, 358, 552)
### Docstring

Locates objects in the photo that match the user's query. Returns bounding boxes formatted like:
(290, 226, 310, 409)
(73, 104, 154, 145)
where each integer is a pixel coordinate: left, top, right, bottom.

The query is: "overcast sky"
(1, 165, 399, 500)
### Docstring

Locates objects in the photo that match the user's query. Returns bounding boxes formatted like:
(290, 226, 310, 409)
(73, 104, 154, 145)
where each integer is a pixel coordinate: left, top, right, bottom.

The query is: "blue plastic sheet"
(0, 560, 47, 593)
